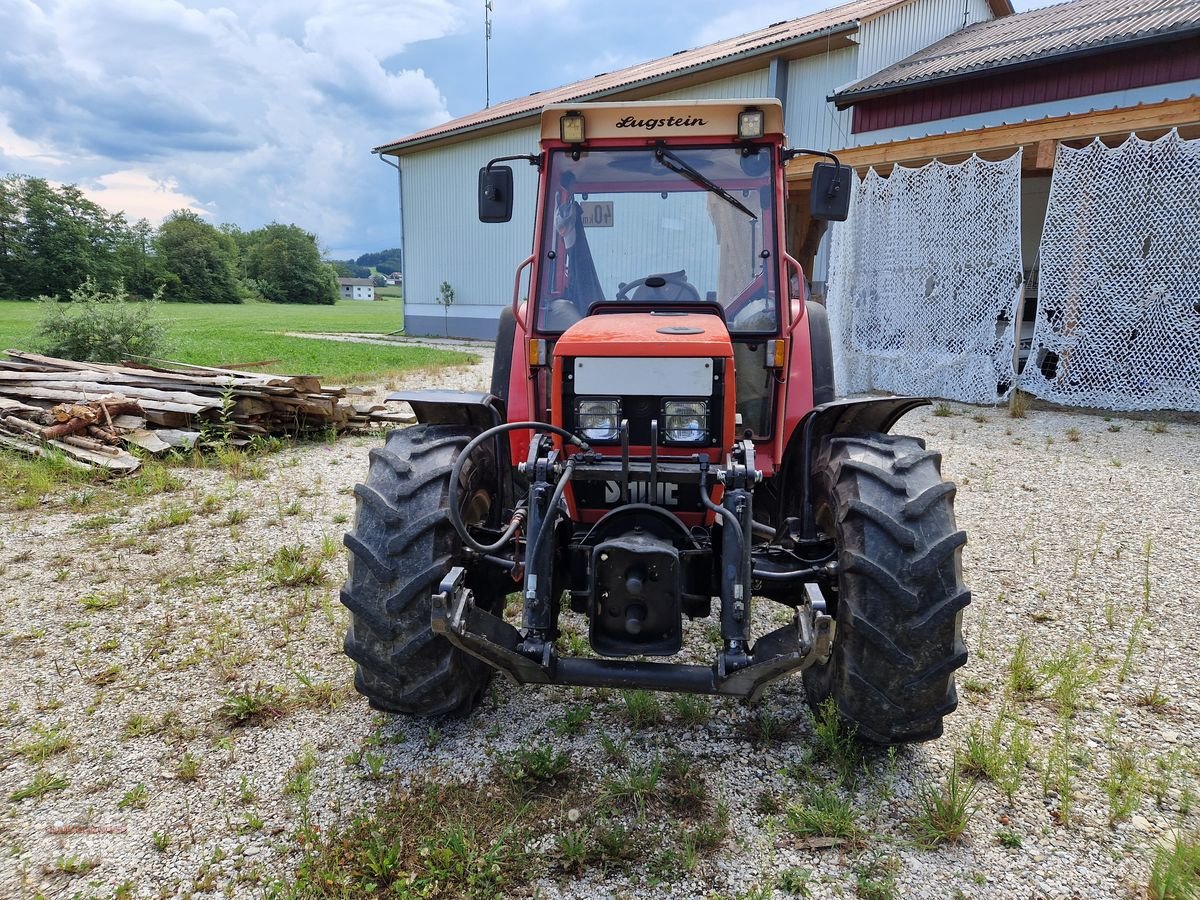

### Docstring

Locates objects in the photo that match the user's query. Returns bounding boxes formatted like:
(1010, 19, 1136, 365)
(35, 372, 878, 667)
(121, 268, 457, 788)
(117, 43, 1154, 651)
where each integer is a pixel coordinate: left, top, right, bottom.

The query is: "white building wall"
(401, 125, 541, 338)
(785, 48, 859, 152)
(651, 69, 771, 101)
(856, 0, 993, 83)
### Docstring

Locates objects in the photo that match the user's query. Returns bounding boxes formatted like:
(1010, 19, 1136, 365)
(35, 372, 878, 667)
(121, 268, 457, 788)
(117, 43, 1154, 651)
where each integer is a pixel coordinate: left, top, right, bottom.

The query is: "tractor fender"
(384, 390, 514, 518)
(385, 390, 503, 433)
(772, 396, 931, 536)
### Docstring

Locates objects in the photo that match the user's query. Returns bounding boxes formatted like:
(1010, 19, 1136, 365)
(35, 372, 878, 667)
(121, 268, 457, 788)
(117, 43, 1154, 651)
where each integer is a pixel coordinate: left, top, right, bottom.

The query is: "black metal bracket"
(432, 567, 834, 702)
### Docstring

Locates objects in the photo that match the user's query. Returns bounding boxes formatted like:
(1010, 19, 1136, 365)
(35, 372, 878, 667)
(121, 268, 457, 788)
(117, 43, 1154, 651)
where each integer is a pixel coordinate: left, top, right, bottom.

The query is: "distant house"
(385, 271, 404, 286)
(337, 277, 375, 301)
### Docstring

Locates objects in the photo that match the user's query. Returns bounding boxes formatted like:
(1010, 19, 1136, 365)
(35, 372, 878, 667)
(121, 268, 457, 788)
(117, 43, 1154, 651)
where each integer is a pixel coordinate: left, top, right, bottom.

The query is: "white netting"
(826, 153, 1022, 404)
(1020, 130, 1200, 411)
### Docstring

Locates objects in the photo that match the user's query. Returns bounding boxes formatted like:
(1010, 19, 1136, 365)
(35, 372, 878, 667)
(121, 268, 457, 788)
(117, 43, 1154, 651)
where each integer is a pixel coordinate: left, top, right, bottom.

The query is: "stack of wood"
(0, 350, 410, 473)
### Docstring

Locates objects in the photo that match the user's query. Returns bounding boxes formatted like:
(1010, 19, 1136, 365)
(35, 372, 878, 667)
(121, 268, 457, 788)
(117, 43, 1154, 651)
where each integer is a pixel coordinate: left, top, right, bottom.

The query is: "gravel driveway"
(1, 345, 1197, 899)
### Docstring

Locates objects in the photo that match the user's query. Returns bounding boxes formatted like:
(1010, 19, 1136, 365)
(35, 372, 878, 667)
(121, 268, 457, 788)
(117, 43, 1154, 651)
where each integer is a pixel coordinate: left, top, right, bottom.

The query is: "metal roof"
(376, 0, 927, 155)
(835, 0, 1200, 106)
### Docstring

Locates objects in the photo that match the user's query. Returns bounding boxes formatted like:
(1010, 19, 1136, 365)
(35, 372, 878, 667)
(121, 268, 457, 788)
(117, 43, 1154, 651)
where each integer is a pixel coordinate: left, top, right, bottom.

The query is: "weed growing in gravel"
(16, 721, 71, 762)
(777, 867, 813, 896)
(933, 402, 954, 417)
(1148, 831, 1200, 900)
(995, 827, 1023, 848)
(811, 699, 863, 785)
(224, 507, 249, 526)
(663, 753, 708, 815)
(145, 503, 193, 532)
(1142, 537, 1154, 612)
(176, 752, 202, 782)
(742, 708, 795, 746)
(1118, 618, 1147, 683)
(621, 689, 663, 729)
(959, 711, 1031, 802)
(853, 850, 900, 899)
(118, 783, 149, 810)
(285, 779, 533, 897)
(549, 705, 590, 736)
(1065, 426, 1081, 442)
(912, 765, 977, 847)
(672, 693, 711, 726)
(151, 830, 171, 852)
(598, 731, 629, 765)
(1041, 643, 1103, 717)
(1042, 723, 1076, 825)
(785, 786, 860, 840)
(220, 682, 289, 726)
(1138, 682, 1170, 712)
(266, 545, 327, 587)
(53, 855, 99, 875)
(1007, 635, 1041, 697)
(1101, 750, 1144, 824)
(8, 771, 69, 802)
(79, 590, 126, 611)
(500, 745, 571, 787)
(603, 759, 663, 820)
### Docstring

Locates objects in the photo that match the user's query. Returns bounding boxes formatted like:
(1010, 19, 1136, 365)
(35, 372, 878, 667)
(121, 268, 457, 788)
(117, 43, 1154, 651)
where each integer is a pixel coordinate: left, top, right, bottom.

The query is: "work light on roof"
(560, 112, 586, 143)
(738, 108, 765, 140)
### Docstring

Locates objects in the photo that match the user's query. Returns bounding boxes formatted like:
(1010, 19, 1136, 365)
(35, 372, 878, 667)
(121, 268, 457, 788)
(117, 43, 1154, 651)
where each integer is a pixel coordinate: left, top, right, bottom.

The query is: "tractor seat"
(630, 270, 701, 302)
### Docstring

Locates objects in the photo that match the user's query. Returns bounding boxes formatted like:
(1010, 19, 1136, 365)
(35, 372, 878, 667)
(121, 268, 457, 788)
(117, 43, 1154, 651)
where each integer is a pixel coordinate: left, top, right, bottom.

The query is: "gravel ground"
(1, 342, 1197, 899)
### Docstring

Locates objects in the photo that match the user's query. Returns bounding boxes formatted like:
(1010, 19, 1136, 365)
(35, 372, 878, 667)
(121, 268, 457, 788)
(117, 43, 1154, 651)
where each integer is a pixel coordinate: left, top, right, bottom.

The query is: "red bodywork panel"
(504, 126, 820, 490)
(550, 312, 735, 524)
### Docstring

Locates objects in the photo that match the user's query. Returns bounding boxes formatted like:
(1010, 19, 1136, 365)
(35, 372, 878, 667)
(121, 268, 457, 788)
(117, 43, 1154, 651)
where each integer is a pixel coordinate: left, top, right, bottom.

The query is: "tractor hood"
(554, 311, 734, 360)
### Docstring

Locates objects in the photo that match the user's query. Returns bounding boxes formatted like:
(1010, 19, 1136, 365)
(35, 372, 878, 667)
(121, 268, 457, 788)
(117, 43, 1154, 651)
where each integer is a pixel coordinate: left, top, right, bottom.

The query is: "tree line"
(327, 248, 403, 281)
(0, 174, 348, 305)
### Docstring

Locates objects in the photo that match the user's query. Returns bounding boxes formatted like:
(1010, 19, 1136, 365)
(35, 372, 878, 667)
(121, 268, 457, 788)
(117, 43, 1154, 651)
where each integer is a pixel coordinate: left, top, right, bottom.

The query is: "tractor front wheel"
(341, 424, 505, 716)
(803, 433, 969, 744)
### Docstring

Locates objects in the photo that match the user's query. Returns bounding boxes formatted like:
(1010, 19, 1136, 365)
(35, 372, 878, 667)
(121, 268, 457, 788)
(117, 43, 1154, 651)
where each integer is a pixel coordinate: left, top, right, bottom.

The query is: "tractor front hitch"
(432, 566, 834, 702)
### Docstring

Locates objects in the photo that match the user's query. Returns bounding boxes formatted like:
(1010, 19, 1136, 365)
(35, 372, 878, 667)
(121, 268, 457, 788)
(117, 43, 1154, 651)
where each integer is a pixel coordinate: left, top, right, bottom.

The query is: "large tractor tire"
(341, 424, 505, 716)
(802, 433, 969, 744)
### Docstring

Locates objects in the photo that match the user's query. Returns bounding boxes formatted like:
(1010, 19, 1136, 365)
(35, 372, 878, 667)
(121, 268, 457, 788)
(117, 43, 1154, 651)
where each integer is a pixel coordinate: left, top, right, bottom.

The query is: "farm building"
(375, 0, 1014, 338)
(376, 0, 1199, 410)
(337, 277, 376, 301)
(803, 0, 1200, 410)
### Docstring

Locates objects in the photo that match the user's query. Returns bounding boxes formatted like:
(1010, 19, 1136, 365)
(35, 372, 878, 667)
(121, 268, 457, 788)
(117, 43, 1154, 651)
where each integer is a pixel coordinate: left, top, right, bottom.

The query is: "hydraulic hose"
(447, 421, 589, 554)
(699, 477, 744, 550)
(527, 456, 576, 565)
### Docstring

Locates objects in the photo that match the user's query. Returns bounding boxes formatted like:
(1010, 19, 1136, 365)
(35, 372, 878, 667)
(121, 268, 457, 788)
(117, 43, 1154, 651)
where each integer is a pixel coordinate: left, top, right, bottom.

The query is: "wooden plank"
(0, 380, 220, 408)
(1034, 138, 1058, 170)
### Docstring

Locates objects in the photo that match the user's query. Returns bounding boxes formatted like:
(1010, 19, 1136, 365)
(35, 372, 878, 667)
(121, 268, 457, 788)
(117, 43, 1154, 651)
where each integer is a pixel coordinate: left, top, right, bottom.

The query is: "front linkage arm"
(432, 436, 834, 701)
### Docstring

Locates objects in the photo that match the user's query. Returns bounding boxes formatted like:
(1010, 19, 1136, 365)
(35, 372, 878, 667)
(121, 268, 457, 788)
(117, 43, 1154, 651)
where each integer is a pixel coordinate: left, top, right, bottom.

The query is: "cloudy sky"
(0, 0, 1047, 258)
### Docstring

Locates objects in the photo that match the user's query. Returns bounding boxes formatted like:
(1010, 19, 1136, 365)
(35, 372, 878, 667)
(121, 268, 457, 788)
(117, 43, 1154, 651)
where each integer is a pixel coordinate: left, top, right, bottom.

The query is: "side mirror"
(478, 165, 514, 223)
(810, 163, 853, 222)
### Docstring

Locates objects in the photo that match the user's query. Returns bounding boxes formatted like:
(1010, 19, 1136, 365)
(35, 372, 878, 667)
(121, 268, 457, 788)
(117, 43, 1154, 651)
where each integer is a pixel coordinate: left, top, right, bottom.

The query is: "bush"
(36, 278, 169, 363)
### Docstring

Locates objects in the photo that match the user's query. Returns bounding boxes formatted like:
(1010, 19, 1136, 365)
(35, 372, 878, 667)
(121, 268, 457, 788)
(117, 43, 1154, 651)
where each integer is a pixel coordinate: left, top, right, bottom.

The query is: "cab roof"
(538, 99, 785, 144)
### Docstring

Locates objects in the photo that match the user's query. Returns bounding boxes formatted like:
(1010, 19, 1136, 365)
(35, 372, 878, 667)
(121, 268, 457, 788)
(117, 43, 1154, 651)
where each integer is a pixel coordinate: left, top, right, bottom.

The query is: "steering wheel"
(615, 270, 701, 302)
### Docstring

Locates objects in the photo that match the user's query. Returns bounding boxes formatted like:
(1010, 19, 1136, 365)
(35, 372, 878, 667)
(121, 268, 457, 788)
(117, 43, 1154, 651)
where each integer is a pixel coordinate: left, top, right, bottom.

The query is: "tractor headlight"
(663, 400, 708, 443)
(577, 398, 620, 441)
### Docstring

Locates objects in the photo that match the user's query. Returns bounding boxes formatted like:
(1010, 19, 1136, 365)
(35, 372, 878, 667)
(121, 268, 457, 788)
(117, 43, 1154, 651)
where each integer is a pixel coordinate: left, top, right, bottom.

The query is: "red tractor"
(343, 100, 968, 744)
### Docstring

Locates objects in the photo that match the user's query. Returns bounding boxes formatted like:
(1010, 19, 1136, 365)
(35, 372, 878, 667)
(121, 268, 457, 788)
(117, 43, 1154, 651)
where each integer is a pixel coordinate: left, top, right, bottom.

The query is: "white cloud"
(79, 169, 207, 224)
(0, 0, 464, 251)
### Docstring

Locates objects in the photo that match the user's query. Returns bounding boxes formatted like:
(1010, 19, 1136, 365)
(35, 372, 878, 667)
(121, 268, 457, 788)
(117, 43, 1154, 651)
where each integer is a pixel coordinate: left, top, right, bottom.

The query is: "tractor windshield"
(535, 146, 780, 334)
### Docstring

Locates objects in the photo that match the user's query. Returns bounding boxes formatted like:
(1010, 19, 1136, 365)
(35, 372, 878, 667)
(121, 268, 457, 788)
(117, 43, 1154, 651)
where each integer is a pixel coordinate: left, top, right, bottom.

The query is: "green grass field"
(0, 299, 473, 382)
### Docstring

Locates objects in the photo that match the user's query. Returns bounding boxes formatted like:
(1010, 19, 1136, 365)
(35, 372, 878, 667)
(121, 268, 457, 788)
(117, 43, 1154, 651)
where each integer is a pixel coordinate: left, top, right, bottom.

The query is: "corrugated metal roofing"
(835, 0, 1200, 104)
(376, 0, 914, 154)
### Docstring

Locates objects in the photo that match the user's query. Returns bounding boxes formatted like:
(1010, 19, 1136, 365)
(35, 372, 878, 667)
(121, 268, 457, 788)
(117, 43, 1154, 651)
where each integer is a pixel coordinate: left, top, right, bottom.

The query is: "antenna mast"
(485, 1, 493, 108)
